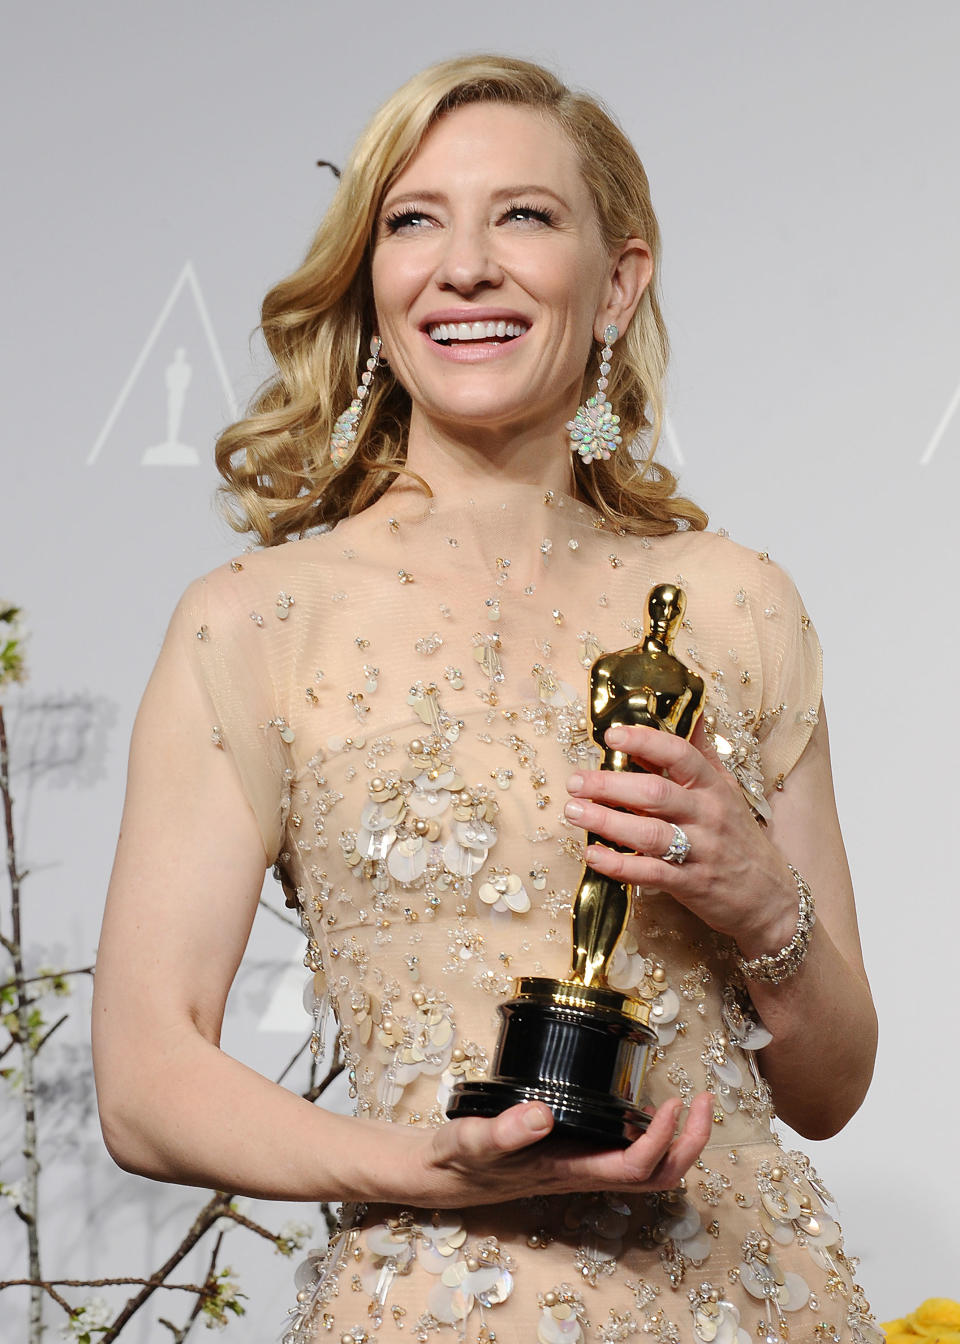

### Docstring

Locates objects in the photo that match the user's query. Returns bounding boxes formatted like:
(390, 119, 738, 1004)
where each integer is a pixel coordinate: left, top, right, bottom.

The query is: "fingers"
(566, 765, 695, 822)
(584, 843, 691, 890)
(601, 725, 714, 788)
(619, 1097, 684, 1177)
(564, 801, 679, 860)
(426, 1094, 712, 1205)
(434, 1101, 554, 1167)
(549, 1093, 714, 1194)
(632, 1091, 714, 1188)
(490, 1100, 555, 1152)
(620, 1093, 709, 1184)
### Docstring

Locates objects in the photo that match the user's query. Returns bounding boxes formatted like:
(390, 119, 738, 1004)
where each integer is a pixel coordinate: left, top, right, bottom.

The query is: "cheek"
(513, 246, 605, 326)
(370, 258, 400, 325)
(371, 246, 433, 318)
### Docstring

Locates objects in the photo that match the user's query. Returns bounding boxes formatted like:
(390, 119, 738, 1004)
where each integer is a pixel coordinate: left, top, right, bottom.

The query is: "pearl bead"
(466, 1256, 479, 1273)
(770, 1166, 783, 1182)
(544, 1292, 557, 1307)
(757, 1237, 770, 1254)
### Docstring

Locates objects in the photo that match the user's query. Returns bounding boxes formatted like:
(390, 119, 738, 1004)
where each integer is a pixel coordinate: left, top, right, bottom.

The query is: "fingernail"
(567, 773, 584, 794)
(524, 1102, 552, 1133)
(564, 800, 584, 820)
(585, 845, 601, 863)
(605, 727, 627, 746)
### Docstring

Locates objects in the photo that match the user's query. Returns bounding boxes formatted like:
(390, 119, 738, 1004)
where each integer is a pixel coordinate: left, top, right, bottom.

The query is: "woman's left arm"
(565, 705, 878, 1140)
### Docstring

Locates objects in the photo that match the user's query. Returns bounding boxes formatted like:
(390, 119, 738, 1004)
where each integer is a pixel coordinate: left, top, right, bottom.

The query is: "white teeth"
(427, 320, 529, 343)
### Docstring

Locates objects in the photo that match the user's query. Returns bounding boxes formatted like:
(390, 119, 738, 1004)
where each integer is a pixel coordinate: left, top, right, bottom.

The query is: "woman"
(92, 55, 881, 1344)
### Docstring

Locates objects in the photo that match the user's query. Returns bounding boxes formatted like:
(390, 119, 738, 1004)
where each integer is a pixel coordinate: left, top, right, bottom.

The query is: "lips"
(427, 320, 529, 344)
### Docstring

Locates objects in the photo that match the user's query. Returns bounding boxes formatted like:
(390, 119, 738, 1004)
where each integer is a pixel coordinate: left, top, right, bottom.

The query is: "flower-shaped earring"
(567, 324, 622, 464)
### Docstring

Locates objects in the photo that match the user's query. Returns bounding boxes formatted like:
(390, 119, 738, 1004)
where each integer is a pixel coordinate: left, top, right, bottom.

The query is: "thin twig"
(158, 1231, 223, 1342)
(96, 1192, 232, 1343)
(32, 1012, 68, 1056)
(276, 1031, 313, 1086)
(39, 1281, 72, 1313)
(0, 965, 94, 995)
(182, 1230, 225, 1339)
(216, 1208, 282, 1244)
(0, 1277, 211, 1292)
(301, 1043, 344, 1104)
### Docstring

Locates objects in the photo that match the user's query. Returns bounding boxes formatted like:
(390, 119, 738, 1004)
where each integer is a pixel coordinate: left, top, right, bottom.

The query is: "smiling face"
(370, 102, 650, 456)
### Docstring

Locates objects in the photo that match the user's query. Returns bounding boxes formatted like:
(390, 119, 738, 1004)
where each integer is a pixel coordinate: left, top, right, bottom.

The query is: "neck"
(401, 408, 578, 504)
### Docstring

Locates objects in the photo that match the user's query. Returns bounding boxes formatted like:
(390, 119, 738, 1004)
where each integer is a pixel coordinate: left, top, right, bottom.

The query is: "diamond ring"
(660, 824, 691, 865)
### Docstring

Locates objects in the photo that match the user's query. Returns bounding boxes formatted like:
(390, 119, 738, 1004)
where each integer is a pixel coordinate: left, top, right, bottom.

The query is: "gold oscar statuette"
(448, 583, 705, 1144)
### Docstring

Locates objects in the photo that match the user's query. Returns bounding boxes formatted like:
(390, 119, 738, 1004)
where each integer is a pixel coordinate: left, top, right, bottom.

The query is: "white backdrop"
(2, 1, 957, 1338)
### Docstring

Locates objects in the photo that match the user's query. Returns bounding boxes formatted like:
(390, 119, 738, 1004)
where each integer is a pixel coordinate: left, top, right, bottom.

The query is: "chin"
(428, 399, 535, 433)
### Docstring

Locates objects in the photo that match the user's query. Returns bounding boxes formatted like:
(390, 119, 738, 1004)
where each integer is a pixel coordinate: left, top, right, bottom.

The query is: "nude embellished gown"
(169, 483, 882, 1344)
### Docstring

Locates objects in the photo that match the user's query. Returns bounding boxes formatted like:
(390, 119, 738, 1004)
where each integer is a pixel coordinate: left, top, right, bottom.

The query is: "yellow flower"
(912, 1300, 960, 1330)
(882, 1298, 960, 1342)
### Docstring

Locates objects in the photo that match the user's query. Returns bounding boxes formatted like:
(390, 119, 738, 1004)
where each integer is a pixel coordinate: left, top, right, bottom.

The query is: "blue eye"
(504, 203, 556, 226)
(383, 209, 431, 233)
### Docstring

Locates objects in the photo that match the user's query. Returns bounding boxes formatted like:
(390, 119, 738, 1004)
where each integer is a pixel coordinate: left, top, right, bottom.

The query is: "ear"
(594, 238, 653, 341)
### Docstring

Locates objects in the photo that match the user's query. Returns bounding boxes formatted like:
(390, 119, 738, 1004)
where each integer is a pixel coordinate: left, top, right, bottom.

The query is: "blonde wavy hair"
(216, 54, 707, 545)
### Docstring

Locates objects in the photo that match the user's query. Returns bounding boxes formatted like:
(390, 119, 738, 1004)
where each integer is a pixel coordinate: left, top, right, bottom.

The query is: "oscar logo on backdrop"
(141, 347, 199, 466)
(87, 261, 236, 469)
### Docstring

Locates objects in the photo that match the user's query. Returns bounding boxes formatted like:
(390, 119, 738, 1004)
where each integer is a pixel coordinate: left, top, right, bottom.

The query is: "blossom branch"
(0, 966, 95, 995)
(1, 689, 44, 1344)
(158, 1232, 224, 1341)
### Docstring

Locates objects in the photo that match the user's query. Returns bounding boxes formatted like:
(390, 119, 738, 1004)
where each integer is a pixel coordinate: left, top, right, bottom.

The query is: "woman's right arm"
(92, 617, 712, 1208)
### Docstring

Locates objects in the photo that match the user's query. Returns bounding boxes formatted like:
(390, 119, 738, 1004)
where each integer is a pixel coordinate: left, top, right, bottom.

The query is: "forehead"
(387, 101, 590, 203)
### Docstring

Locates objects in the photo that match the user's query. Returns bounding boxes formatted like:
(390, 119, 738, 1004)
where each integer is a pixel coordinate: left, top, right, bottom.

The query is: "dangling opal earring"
(567, 324, 622, 464)
(329, 335, 383, 468)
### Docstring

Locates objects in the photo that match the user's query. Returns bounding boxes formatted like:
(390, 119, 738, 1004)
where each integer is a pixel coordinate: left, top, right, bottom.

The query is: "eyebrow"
(380, 184, 572, 213)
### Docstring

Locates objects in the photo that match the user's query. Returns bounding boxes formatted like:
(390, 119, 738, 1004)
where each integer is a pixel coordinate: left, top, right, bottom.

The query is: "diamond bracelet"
(734, 866, 816, 985)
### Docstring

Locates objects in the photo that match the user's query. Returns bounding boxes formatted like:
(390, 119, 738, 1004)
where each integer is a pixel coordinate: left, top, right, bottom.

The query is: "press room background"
(2, 1, 957, 1338)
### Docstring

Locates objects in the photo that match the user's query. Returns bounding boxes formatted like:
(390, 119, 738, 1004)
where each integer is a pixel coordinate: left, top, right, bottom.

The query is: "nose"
(434, 222, 503, 296)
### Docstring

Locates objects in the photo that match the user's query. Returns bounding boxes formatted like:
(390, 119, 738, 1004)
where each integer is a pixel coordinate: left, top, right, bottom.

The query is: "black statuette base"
(446, 981, 657, 1147)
